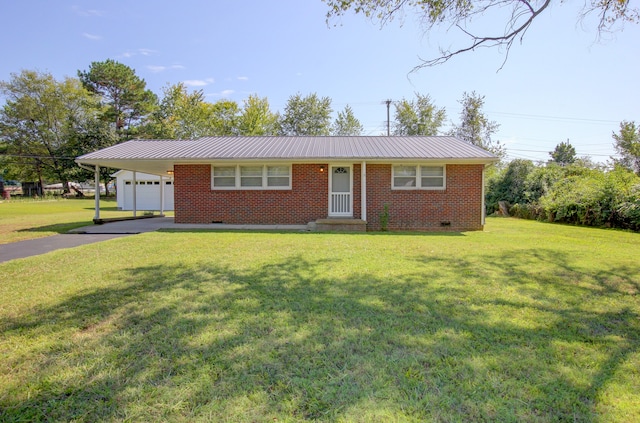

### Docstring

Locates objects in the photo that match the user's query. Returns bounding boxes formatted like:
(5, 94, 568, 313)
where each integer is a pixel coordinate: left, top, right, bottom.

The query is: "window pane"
(394, 166, 416, 177)
(241, 166, 262, 177)
(267, 176, 289, 187)
(394, 177, 416, 187)
(267, 166, 289, 177)
(214, 177, 235, 187)
(421, 177, 443, 187)
(241, 177, 262, 187)
(422, 166, 443, 177)
(214, 166, 235, 177)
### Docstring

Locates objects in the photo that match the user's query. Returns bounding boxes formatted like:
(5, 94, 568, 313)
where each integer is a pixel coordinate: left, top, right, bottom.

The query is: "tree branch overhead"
(323, 0, 639, 69)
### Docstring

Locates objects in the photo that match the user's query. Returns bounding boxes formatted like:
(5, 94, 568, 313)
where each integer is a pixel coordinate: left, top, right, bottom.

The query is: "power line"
(507, 148, 618, 157)
(2, 154, 78, 159)
(487, 111, 619, 125)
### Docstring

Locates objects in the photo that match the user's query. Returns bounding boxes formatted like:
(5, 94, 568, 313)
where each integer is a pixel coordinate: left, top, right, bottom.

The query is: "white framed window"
(267, 165, 291, 187)
(240, 166, 263, 187)
(421, 166, 445, 188)
(211, 164, 291, 190)
(392, 164, 446, 190)
(212, 166, 236, 187)
(393, 165, 417, 188)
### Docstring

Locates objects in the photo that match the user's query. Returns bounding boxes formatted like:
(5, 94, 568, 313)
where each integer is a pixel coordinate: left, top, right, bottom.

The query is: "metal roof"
(77, 136, 498, 176)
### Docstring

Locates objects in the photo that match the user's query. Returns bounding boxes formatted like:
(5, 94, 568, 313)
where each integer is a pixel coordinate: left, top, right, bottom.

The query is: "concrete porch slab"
(314, 218, 367, 232)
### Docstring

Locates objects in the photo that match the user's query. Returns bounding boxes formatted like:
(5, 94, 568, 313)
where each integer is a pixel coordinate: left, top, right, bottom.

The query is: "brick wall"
(365, 164, 484, 231)
(174, 164, 328, 225)
(174, 163, 485, 231)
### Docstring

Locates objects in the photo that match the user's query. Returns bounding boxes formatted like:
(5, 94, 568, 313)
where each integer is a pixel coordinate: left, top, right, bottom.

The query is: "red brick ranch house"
(76, 136, 498, 231)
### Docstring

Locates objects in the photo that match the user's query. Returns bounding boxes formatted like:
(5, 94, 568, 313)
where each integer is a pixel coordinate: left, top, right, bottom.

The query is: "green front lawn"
(1, 218, 639, 422)
(0, 198, 167, 244)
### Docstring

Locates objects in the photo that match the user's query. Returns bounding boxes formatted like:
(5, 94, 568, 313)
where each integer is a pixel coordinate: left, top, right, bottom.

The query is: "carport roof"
(76, 136, 498, 176)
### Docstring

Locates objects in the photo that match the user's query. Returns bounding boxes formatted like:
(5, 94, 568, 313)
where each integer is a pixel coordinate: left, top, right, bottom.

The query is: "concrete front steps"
(310, 218, 367, 232)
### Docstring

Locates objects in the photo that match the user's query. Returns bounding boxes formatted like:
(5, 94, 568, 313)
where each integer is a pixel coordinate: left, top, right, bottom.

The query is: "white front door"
(329, 165, 352, 217)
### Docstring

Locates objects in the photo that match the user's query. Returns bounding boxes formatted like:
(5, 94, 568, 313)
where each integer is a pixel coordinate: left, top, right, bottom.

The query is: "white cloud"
(204, 89, 235, 98)
(184, 80, 208, 87)
(82, 32, 102, 41)
(237, 76, 249, 81)
(147, 64, 186, 73)
(72, 6, 105, 17)
(183, 78, 214, 87)
(120, 48, 159, 59)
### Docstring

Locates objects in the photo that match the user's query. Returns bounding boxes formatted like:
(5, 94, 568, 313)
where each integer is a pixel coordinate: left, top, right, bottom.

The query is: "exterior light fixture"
(320, 165, 325, 173)
(167, 170, 174, 175)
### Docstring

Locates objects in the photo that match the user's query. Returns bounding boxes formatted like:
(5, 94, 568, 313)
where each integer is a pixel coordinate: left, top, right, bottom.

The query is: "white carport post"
(361, 161, 367, 222)
(132, 171, 137, 217)
(160, 175, 165, 216)
(94, 165, 100, 221)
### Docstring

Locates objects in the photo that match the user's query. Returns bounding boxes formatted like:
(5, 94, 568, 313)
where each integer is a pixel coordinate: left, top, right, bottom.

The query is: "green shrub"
(509, 202, 544, 220)
(486, 159, 640, 231)
(524, 164, 565, 203)
(540, 167, 640, 228)
(617, 183, 640, 230)
(485, 159, 535, 214)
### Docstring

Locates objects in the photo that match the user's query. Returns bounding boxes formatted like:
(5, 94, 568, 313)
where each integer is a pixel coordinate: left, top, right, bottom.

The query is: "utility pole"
(383, 99, 392, 136)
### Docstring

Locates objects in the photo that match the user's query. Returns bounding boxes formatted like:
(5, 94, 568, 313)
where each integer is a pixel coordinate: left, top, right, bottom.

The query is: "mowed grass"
(0, 198, 163, 244)
(1, 219, 639, 422)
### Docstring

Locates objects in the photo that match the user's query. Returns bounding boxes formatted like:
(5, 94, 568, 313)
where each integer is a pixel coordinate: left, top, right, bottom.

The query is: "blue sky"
(1, 0, 639, 163)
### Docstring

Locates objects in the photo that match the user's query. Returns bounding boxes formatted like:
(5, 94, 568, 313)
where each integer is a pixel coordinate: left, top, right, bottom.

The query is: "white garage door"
(122, 179, 174, 211)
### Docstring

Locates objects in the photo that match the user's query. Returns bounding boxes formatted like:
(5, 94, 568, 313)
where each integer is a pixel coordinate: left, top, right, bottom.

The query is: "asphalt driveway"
(0, 234, 131, 263)
(0, 217, 308, 263)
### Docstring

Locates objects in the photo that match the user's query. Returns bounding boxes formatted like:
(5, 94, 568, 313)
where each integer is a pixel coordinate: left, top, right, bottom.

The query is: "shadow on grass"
(1, 249, 638, 421)
(16, 221, 93, 234)
(83, 206, 121, 211)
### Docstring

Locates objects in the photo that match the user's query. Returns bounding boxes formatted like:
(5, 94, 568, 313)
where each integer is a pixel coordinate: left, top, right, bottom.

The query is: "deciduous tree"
(278, 93, 333, 136)
(448, 91, 503, 159)
(393, 93, 445, 136)
(612, 120, 640, 175)
(146, 83, 215, 139)
(237, 95, 278, 136)
(0, 70, 101, 192)
(332, 105, 363, 135)
(207, 100, 240, 136)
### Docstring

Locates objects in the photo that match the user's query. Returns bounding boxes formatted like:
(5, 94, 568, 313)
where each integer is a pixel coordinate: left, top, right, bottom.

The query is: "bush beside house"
(486, 160, 640, 231)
